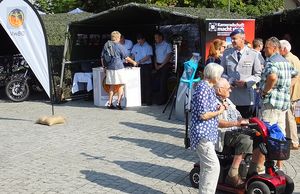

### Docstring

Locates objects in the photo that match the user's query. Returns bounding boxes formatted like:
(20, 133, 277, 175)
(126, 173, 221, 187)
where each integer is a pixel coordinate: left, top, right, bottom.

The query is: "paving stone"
(0, 100, 299, 194)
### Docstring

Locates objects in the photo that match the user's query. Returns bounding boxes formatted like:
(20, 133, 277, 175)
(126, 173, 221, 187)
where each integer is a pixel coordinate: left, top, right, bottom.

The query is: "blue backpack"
(264, 122, 286, 141)
(102, 41, 116, 66)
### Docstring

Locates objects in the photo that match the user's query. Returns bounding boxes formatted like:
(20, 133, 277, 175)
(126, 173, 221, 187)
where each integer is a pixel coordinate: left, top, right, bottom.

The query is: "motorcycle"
(4, 57, 43, 102)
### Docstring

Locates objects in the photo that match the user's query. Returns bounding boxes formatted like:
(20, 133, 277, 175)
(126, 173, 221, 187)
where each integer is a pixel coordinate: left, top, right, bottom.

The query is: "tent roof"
(258, 7, 300, 24)
(71, 3, 247, 27)
(41, 12, 93, 45)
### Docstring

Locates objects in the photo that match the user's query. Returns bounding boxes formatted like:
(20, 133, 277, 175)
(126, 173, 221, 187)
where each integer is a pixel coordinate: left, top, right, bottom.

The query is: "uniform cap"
(230, 29, 245, 37)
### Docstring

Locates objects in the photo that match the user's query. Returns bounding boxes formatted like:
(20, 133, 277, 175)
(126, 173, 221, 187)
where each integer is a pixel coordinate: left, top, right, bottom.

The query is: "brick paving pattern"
(0, 100, 299, 194)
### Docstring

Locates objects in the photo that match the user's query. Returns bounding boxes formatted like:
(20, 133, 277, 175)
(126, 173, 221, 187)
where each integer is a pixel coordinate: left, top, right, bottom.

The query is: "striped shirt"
(260, 53, 298, 110)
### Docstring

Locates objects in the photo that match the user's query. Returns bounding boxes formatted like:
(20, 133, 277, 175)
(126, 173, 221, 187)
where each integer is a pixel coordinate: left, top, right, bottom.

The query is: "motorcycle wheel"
(5, 79, 30, 102)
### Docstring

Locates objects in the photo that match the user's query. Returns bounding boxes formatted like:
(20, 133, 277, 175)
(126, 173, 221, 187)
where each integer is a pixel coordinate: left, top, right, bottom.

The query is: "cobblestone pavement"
(0, 100, 299, 194)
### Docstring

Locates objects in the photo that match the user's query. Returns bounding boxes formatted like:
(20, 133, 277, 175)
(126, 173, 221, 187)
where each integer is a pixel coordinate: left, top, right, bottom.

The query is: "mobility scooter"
(189, 117, 294, 194)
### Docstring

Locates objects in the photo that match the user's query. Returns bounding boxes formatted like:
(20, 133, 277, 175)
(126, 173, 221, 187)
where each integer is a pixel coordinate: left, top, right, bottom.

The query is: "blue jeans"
(196, 140, 220, 194)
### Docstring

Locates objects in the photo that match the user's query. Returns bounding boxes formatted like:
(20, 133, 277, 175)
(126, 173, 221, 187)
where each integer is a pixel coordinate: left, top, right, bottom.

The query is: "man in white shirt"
(131, 33, 153, 105)
(120, 35, 133, 59)
(154, 31, 172, 105)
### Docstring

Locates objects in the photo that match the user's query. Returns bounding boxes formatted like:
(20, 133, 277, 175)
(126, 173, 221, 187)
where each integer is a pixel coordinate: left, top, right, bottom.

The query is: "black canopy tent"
(64, 3, 245, 61)
(0, 24, 18, 55)
(60, 3, 246, 97)
(256, 7, 300, 56)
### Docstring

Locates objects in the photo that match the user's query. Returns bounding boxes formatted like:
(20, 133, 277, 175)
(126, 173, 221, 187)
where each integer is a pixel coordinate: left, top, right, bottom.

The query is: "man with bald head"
(215, 78, 252, 187)
(215, 78, 266, 185)
(279, 39, 300, 150)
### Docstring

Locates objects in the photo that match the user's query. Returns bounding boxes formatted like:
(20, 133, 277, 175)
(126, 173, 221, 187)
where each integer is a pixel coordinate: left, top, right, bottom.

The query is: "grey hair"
(280, 39, 291, 52)
(111, 31, 121, 41)
(266, 37, 280, 48)
(203, 63, 224, 80)
(214, 77, 229, 89)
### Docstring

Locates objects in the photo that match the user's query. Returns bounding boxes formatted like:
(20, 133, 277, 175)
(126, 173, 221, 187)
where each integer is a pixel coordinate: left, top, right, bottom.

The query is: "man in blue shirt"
(131, 33, 153, 105)
(120, 35, 133, 67)
(154, 31, 172, 105)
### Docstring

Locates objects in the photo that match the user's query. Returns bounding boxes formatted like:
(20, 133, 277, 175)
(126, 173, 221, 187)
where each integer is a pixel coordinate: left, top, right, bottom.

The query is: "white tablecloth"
(93, 67, 141, 107)
(71, 72, 93, 93)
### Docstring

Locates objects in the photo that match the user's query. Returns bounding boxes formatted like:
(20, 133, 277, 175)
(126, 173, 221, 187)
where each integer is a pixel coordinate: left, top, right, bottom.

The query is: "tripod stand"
(162, 43, 179, 120)
(163, 53, 201, 121)
(162, 71, 181, 120)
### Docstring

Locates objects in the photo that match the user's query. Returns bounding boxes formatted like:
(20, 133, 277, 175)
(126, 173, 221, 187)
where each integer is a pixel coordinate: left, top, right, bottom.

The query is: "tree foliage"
(35, 0, 82, 13)
(35, 0, 285, 16)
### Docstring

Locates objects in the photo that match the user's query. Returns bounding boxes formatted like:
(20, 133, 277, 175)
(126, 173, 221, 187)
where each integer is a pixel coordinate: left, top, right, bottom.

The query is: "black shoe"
(107, 104, 116, 109)
(116, 103, 123, 110)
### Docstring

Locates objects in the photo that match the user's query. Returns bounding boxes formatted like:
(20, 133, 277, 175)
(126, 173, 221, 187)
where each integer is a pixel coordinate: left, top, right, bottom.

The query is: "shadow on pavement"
(109, 136, 195, 162)
(0, 117, 33, 122)
(120, 121, 184, 138)
(113, 160, 189, 187)
(80, 153, 191, 187)
(54, 99, 97, 108)
(80, 152, 106, 160)
(80, 170, 163, 193)
(134, 105, 184, 125)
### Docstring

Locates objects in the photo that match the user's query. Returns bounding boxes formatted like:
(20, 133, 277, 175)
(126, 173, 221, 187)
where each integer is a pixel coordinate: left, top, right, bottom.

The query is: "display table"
(93, 67, 141, 107)
(71, 72, 93, 94)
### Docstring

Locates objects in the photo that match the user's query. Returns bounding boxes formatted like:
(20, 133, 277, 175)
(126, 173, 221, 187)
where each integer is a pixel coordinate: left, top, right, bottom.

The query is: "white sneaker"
(257, 166, 265, 174)
(274, 165, 283, 172)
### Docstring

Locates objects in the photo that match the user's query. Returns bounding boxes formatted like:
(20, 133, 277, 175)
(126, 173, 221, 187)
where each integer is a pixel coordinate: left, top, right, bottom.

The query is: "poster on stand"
(205, 19, 255, 61)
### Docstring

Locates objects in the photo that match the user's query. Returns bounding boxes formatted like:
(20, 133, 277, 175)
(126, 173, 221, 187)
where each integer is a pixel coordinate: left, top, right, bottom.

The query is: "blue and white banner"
(0, 0, 50, 97)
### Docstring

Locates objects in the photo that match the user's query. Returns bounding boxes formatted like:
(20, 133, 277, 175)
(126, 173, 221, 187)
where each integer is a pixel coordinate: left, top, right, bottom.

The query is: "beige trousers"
(286, 103, 299, 145)
(260, 103, 287, 136)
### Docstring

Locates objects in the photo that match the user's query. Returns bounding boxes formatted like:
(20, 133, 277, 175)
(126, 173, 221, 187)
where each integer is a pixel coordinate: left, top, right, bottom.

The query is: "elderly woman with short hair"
(190, 62, 225, 194)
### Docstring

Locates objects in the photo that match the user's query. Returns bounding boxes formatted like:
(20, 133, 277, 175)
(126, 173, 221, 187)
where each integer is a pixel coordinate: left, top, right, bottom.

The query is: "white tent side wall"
(0, 0, 50, 97)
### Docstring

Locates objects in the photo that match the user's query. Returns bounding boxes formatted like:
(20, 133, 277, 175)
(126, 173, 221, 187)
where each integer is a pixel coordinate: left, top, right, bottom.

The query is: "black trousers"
(155, 63, 169, 105)
(140, 64, 152, 105)
(236, 105, 255, 119)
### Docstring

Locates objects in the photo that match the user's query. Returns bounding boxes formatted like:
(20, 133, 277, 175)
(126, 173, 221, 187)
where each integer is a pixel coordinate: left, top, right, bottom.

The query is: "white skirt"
(106, 68, 126, 85)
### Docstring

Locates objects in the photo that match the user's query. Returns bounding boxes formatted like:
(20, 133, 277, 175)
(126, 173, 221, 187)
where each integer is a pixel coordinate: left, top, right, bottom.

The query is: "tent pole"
(60, 30, 70, 88)
(50, 58, 56, 115)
